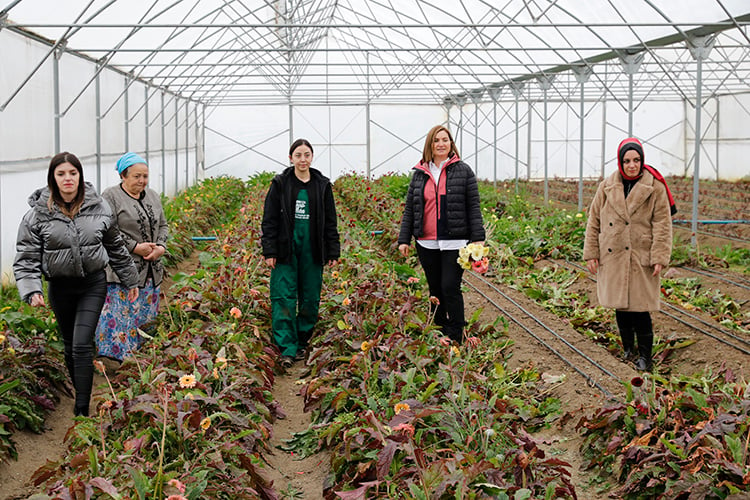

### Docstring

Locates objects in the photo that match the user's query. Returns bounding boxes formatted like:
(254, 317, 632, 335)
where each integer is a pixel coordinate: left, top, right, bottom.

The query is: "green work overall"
(270, 188, 323, 357)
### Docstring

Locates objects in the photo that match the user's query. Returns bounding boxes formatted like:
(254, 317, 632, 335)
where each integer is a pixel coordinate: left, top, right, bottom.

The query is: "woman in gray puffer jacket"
(14, 152, 139, 417)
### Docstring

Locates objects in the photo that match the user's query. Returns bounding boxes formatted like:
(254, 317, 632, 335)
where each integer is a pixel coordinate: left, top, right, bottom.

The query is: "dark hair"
(422, 125, 460, 164)
(289, 138, 314, 157)
(47, 151, 85, 217)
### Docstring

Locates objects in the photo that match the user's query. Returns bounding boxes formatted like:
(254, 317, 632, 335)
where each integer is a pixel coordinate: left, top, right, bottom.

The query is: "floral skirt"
(95, 279, 160, 361)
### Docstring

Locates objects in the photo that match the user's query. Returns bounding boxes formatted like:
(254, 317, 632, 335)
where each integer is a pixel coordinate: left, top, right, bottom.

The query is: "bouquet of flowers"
(457, 242, 489, 274)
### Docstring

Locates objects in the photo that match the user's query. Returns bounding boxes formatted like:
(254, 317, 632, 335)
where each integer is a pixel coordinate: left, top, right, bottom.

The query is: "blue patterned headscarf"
(116, 152, 147, 175)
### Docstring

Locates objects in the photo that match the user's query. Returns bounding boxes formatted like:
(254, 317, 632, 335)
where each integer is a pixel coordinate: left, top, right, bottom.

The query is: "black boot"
(634, 318, 654, 371)
(615, 311, 635, 360)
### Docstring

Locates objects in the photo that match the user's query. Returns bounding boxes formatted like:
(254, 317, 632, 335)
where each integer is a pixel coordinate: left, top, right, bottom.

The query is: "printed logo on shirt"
(295, 199, 309, 220)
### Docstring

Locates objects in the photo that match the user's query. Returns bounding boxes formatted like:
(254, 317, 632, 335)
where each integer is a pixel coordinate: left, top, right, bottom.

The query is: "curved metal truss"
(2, 0, 749, 107)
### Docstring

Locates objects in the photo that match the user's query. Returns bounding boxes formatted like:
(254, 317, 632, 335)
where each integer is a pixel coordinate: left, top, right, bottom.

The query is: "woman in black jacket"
(14, 152, 139, 416)
(261, 139, 340, 369)
(398, 125, 485, 343)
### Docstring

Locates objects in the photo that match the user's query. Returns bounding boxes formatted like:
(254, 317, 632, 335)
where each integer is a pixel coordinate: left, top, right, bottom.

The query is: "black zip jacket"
(261, 167, 340, 265)
(398, 158, 485, 245)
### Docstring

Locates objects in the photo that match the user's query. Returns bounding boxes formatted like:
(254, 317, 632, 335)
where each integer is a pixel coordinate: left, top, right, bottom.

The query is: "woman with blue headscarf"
(95, 152, 168, 362)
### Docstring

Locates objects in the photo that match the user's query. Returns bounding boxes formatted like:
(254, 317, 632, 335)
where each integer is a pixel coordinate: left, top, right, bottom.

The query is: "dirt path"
(0, 393, 74, 499)
(265, 361, 331, 499)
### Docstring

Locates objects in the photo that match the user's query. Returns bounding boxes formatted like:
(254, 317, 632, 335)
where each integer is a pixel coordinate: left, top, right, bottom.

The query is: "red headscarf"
(617, 137, 677, 216)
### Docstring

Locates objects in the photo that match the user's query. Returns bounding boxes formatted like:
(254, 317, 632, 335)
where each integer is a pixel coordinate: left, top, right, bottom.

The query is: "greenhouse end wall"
(0, 28, 202, 285)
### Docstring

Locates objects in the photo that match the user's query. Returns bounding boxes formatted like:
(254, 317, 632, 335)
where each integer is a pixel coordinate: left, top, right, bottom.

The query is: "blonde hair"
(422, 125, 460, 164)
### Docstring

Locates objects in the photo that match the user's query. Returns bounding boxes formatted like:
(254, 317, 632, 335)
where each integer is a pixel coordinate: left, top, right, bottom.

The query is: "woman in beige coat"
(583, 138, 675, 370)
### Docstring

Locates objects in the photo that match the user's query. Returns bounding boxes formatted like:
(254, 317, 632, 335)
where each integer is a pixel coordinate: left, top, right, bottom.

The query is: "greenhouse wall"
(0, 28, 202, 285)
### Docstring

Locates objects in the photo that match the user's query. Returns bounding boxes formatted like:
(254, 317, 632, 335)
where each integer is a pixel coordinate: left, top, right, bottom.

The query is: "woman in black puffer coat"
(14, 152, 139, 416)
(398, 125, 485, 343)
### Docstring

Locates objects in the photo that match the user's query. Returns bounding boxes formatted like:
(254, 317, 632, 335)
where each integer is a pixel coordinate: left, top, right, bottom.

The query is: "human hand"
(265, 257, 276, 269)
(144, 244, 165, 261)
(398, 244, 410, 258)
(29, 293, 45, 307)
(586, 259, 599, 274)
(127, 287, 139, 302)
(134, 242, 155, 257)
(652, 264, 663, 277)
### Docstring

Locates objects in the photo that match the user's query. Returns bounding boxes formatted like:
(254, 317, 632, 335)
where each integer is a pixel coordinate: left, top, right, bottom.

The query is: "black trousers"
(615, 310, 653, 359)
(48, 270, 107, 414)
(416, 246, 465, 342)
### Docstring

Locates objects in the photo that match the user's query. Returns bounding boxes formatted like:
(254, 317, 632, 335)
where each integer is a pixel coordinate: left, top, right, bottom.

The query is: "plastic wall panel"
(0, 31, 55, 163)
(99, 69, 126, 159)
(59, 53, 97, 155)
(0, 168, 47, 284)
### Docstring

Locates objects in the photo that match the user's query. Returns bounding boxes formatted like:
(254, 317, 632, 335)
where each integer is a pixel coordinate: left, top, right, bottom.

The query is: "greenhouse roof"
(2, 0, 750, 106)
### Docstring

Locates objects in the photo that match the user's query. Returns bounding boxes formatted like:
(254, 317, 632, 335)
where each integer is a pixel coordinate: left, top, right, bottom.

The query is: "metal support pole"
(185, 100, 189, 186)
(454, 94, 467, 151)
(174, 97, 179, 192)
(573, 66, 593, 212)
(53, 54, 61, 153)
(144, 86, 149, 164)
(488, 85, 503, 188)
(124, 75, 129, 152)
(469, 89, 483, 175)
(537, 75, 554, 206)
(366, 101, 371, 179)
(715, 97, 720, 181)
(600, 100, 607, 179)
(95, 63, 102, 192)
(193, 104, 200, 184)
(288, 100, 293, 145)
(161, 91, 165, 194)
(511, 83, 524, 191)
(687, 35, 715, 247)
(619, 52, 644, 138)
(527, 98, 532, 181)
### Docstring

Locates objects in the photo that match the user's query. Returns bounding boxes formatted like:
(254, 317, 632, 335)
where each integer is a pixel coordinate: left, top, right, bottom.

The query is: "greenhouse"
(1, 1, 749, 499)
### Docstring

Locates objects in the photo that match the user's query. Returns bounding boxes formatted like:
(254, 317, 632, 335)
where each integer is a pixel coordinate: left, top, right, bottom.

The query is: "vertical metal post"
(715, 97, 720, 181)
(193, 103, 200, 180)
(184, 100, 189, 186)
(600, 100, 607, 179)
(527, 98, 532, 181)
(124, 75, 129, 152)
(511, 83, 523, 191)
(469, 89, 483, 175)
(161, 91, 165, 194)
(537, 75, 554, 206)
(488, 85, 502, 188)
(174, 97, 179, 192)
(454, 94, 467, 150)
(366, 53, 371, 179)
(53, 54, 61, 153)
(573, 66, 593, 212)
(687, 35, 715, 247)
(95, 63, 102, 192)
(288, 99, 293, 145)
(144, 86, 149, 164)
(619, 52, 643, 138)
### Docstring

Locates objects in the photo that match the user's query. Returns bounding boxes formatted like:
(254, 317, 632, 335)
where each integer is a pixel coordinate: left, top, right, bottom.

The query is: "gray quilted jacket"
(102, 185, 169, 287)
(13, 182, 139, 302)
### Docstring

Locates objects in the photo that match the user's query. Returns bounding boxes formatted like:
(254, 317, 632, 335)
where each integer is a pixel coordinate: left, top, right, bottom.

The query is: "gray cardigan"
(14, 182, 138, 302)
(101, 184, 169, 287)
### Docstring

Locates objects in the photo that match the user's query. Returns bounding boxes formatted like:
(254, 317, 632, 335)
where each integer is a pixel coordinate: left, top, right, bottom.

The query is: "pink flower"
(471, 257, 489, 274)
(406, 277, 420, 284)
(229, 307, 242, 319)
(466, 336, 480, 347)
(168, 479, 186, 493)
(393, 423, 415, 438)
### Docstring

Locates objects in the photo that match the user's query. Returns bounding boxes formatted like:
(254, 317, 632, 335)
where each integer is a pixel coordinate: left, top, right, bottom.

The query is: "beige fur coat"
(583, 170, 672, 311)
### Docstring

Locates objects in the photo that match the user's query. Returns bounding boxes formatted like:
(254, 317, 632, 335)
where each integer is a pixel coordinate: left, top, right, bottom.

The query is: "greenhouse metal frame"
(1, 0, 749, 280)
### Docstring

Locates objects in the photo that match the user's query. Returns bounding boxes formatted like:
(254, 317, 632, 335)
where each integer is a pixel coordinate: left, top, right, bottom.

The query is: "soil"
(2, 246, 747, 499)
